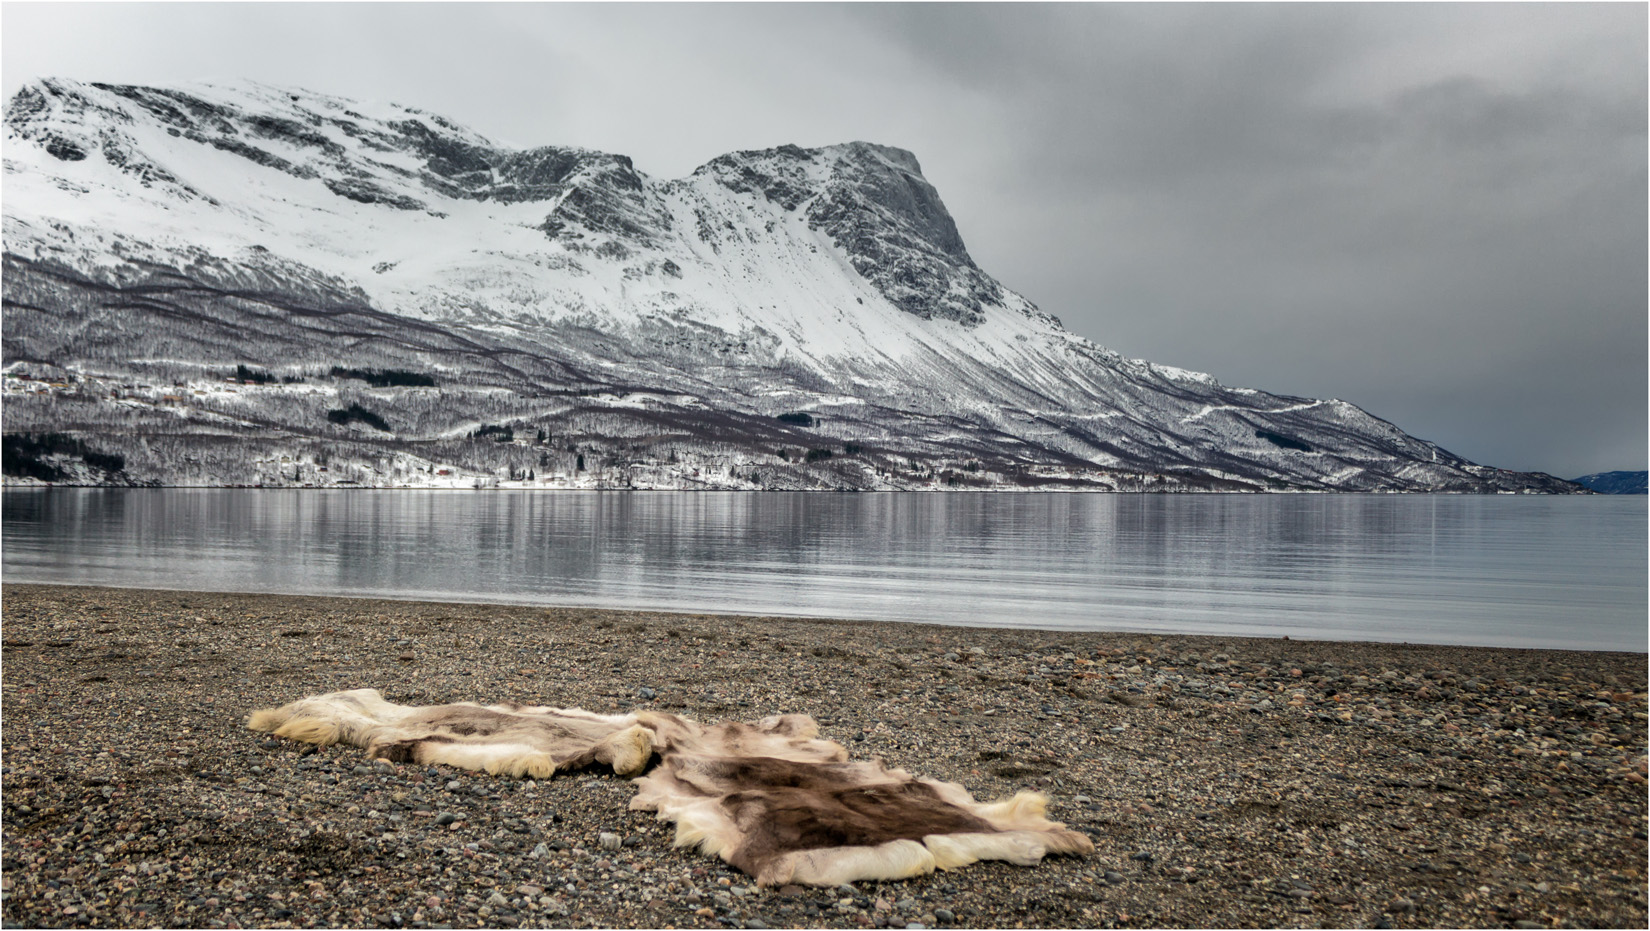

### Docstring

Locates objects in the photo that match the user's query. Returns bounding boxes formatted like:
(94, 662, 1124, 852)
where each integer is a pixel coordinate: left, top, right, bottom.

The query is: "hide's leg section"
(663, 799, 742, 860)
(247, 689, 397, 749)
(261, 714, 343, 747)
(630, 769, 741, 857)
(594, 724, 655, 776)
(1040, 828, 1095, 856)
(629, 769, 695, 815)
(247, 702, 344, 747)
(245, 707, 290, 734)
(923, 831, 1049, 869)
(968, 791, 1079, 833)
(766, 840, 938, 887)
(969, 791, 1050, 828)
(964, 791, 1094, 859)
(371, 739, 557, 779)
(754, 714, 820, 739)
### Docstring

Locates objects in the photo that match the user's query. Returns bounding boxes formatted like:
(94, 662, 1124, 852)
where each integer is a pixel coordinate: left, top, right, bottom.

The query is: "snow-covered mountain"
(2, 78, 1578, 492)
(1570, 471, 1647, 495)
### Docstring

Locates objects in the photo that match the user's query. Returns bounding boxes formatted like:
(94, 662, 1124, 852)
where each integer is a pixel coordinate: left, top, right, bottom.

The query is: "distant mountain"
(1, 78, 1582, 492)
(1571, 471, 1648, 495)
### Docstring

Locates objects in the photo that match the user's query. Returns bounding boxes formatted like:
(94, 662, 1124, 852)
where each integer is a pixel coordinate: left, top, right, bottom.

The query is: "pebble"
(1, 584, 1642, 931)
(598, 832, 622, 851)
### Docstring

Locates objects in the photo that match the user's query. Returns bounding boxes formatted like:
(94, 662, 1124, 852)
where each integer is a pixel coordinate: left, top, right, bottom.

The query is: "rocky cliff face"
(1, 78, 1579, 492)
(696, 142, 1005, 325)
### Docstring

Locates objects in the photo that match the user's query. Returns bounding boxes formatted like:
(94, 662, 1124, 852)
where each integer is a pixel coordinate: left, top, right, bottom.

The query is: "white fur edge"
(666, 800, 739, 858)
(396, 741, 557, 778)
(970, 791, 1056, 831)
(776, 839, 937, 887)
(924, 831, 1048, 869)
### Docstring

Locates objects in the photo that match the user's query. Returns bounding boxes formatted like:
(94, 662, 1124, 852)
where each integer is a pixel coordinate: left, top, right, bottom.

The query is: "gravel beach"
(2, 583, 1645, 929)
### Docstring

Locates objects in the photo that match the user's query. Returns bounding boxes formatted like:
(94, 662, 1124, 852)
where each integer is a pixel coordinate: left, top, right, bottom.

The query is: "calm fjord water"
(3, 489, 1643, 651)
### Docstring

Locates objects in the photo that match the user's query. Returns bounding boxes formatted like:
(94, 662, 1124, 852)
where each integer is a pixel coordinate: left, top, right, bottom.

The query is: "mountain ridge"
(1, 77, 1581, 493)
(1570, 471, 1646, 495)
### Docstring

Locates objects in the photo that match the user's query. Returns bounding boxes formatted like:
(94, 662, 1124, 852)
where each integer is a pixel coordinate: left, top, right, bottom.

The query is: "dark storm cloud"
(848, 4, 1646, 476)
(2, 3, 1642, 476)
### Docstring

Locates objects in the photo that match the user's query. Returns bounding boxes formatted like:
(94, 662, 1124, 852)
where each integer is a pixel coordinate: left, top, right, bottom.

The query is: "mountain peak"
(826, 141, 924, 177)
(691, 140, 922, 177)
(0, 79, 1582, 494)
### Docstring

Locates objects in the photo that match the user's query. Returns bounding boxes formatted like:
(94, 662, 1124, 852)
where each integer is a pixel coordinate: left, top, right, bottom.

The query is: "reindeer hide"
(247, 688, 1092, 885)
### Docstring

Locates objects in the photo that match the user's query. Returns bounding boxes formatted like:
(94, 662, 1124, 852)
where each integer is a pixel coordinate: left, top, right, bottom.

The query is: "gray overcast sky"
(4, 3, 1644, 478)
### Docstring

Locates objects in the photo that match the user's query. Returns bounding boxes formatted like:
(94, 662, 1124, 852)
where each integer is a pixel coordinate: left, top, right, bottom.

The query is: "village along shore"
(2, 583, 1645, 929)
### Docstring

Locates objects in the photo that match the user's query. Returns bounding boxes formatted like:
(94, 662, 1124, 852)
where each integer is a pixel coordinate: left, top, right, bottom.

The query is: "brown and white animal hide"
(248, 688, 1093, 885)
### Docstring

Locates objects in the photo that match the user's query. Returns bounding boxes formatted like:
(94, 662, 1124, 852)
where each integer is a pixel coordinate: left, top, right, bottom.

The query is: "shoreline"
(2, 583, 1645, 928)
(0, 483, 1601, 497)
(6, 579, 1645, 657)
(0, 483, 1600, 492)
